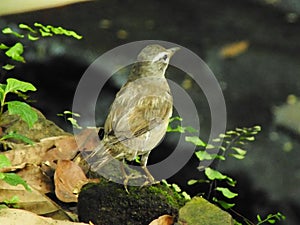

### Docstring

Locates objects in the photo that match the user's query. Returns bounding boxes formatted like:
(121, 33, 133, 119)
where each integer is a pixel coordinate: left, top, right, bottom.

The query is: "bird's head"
(128, 44, 179, 80)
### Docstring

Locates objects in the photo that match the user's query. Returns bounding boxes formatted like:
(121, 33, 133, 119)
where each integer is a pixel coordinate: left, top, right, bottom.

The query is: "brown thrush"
(86, 44, 179, 184)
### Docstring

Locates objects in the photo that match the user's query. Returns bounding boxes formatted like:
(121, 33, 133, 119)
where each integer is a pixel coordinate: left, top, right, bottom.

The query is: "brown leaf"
(0, 180, 68, 219)
(148, 215, 174, 225)
(0, 208, 89, 225)
(42, 136, 79, 169)
(17, 164, 53, 193)
(54, 160, 99, 203)
(75, 127, 100, 150)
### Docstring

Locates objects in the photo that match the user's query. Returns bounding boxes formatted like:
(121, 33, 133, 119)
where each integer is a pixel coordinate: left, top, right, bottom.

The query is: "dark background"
(1, 0, 300, 224)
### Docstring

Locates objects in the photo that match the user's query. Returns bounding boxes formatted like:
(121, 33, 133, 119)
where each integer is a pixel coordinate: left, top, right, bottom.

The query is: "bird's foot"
(140, 166, 159, 187)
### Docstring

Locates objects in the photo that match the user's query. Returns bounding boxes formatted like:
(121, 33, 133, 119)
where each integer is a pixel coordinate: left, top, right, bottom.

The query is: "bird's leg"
(120, 160, 130, 193)
(141, 152, 156, 184)
(120, 159, 143, 193)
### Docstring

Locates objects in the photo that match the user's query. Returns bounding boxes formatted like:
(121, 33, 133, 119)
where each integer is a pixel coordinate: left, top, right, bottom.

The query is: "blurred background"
(1, 0, 300, 224)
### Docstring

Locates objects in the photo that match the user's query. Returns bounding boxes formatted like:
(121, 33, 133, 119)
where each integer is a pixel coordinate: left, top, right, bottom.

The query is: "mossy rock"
(78, 181, 187, 225)
(0, 108, 68, 142)
(178, 197, 234, 225)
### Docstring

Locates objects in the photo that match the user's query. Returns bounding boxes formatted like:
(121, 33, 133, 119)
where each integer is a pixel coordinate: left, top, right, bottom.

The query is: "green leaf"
(213, 197, 235, 209)
(256, 212, 286, 225)
(161, 179, 171, 187)
(181, 191, 191, 200)
(34, 23, 82, 39)
(212, 138, 221, 142)
(34, 23, 50, 32)
(226, 176, 237, 187)
(230, 154, 245, 160)
(63, 110, 81, 117)
(2, 27, 24, 38)
(185, 136, 206, 147)
(184, 126, 198, 133)
(215, 187, 238, 199)
(2, 173, 31, 191)
(205, 167, 227, 180)
(5, 42, 25, 63)
(257, 214, 262, 222)
(0, 43, 9, 50)
(2, 64, 15, 70)
(38, 29, 53, 37)
(0, 154, 11, 169)
(205, 144, 215, 149)
(27, 34, 39, 41)
(172, 183, 181, 192)
(19, 24, 36, 33)
(195, 150, 213, 160)
(225, 130, 237, 135)
(242, 136, 255, 141)
(5, 78, 36, 93)
(167, 125, 185, 133)
(1, 132, 34, 145)
(219, 133, 231, 138)
(169, 116, 182, 123)
(0, 173, 5, 179)
(67, 118, 82, 129)
(3, 195, 19, 205)
(0, 85, 5, 102)
(231, 147, 247, 156)
(7, 101, 38, 128)
(187, 179, 198, 185)
(49, 26, 83, 39)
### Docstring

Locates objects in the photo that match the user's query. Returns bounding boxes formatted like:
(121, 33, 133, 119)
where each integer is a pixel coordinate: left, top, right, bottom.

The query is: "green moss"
(78, 180, 186, 225)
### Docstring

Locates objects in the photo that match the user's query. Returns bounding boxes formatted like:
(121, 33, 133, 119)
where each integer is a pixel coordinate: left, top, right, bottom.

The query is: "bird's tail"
(82, 142, 122, 179)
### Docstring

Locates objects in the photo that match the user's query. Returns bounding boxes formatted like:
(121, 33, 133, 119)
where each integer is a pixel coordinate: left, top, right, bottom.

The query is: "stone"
(178, 197, 234, 225)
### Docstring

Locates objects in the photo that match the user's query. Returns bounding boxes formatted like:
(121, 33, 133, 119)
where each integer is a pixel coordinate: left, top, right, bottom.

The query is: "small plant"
(256, 212, 286, 225)
(167, 117, 285, 225)
(0, 154, 30, 190)
(0, 196, 20, 209)
(57, 110, 82, 129)
(0, 22, 82, 138)
(0, 22, 82, 199)
(0, 78, 38, 127)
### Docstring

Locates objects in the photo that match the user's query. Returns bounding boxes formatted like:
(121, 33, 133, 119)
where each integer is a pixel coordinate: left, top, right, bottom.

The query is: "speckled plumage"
(87, 44, 179, 182)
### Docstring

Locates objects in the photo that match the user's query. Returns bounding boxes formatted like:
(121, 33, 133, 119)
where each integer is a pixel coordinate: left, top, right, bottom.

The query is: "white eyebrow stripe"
(152, 52, 168, 62)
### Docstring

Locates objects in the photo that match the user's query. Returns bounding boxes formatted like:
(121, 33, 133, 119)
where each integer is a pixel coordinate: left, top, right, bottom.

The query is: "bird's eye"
(162, 54, 168, 61)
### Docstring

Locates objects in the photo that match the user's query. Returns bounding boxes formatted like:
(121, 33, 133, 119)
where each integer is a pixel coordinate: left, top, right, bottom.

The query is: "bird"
(85, 44, 179, 186)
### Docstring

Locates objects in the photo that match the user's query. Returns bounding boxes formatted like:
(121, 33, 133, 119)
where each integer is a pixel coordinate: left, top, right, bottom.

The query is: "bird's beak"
(167, 47, 180, 56)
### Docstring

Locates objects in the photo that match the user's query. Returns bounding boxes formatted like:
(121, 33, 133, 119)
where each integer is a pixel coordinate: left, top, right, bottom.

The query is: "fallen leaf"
(17, 164, 52, 193)
(0, 208, 88, 225)
(42, 136, 79, 169)
(75, 127, 100, 151)
(149, 215, 174, 225)
(0, 180, 68, 219)
(54, 160, 99, 203)
(219, 40, 249, 58)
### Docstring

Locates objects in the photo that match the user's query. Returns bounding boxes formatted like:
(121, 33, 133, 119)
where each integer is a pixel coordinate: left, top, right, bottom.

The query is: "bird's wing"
(104, 88, 172, 142)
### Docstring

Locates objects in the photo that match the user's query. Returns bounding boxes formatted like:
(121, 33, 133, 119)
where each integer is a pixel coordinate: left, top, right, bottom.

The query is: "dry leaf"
(42, 136, 79, 169)
(75, 127, 100, 151)
(0, 208, 88, 225)
(149, 215, 174, 225)
(219, 40, 249, 58)
(0, 180, 68, 219)
(17, 164, 53, 193)
(54, 160, 99, 203)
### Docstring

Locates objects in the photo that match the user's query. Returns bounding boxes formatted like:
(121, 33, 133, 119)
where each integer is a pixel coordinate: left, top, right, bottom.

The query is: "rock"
(178, 197, 234, 225)
(0, 108, 68, 142)
(78, 181, 187, 225)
